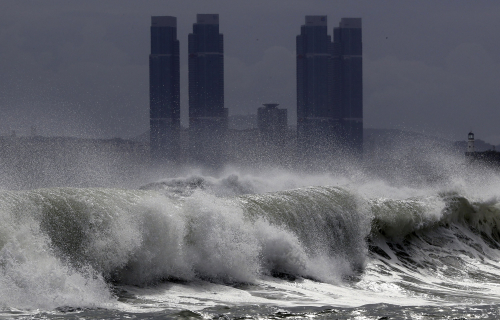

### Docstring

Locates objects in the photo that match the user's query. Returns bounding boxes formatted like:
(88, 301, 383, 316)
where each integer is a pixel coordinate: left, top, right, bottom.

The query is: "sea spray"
(111, 193, 194, 284)
(0, 184, 373, 300)
(3, 170, 500, 314)
(0, 192, 113, 310)
(240, 186, 373, 281)
(370, 196, 446, 239)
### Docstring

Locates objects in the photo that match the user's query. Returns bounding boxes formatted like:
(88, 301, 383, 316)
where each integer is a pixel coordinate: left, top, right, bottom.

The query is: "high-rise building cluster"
(297, 16, 362, 164)
(149, 14, 362, 168)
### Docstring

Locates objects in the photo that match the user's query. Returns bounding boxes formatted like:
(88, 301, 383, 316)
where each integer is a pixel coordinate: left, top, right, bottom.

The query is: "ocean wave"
(1, 182, 500, 310)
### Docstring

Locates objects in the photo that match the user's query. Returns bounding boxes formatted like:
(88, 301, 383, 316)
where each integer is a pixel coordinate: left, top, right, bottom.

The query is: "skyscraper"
(188, 14, 227, 168)
(296, 16, 363, 165)
(258, 103, 288, 165)
(296, 16, 337, 164)
(149, 16, 180, 163)
(333, 18, 363, 156)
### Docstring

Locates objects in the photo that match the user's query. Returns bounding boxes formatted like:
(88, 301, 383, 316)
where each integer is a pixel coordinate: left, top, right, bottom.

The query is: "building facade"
(149, 16, 181, 163)
(188, 14, 227, 168)
(333, 18, 363, 156)
(296, 16, 337, 164)
(258, 103, 288, 165)
(296, 16, 363, 164)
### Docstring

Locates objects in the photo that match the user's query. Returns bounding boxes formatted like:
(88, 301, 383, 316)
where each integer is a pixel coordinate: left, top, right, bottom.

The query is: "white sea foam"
(0, 180, 376, 311)
(1, 153, 500, 314)
(0, 203, 114, 310)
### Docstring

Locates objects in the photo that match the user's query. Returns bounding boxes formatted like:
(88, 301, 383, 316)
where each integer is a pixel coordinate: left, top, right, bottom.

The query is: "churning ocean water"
(2, 155, 500, 319)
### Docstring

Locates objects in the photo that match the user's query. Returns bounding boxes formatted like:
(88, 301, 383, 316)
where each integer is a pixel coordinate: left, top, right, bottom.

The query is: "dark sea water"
(2, 154, 500, 319)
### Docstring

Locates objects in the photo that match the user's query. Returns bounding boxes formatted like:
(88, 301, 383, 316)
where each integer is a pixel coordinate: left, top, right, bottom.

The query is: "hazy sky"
(1, 1, 500, 143)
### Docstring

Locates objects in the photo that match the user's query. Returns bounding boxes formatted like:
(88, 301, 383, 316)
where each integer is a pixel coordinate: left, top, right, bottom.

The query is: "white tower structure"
(467, 132, 475, 153)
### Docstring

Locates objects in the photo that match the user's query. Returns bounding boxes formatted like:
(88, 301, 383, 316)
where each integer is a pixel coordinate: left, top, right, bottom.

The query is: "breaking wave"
(1, 169, 500, 311)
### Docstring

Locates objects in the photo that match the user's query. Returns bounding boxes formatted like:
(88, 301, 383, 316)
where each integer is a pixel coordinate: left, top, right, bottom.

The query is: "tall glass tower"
(188, 14, 227, 168)
(149, 16, 180, 163)
(296, 16, 363, 165)
(333, 18, 363, 156)
(296, 16, 336, 166)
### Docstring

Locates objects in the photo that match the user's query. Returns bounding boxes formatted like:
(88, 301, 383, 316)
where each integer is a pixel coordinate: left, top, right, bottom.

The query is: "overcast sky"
(1, 1, 500, 143)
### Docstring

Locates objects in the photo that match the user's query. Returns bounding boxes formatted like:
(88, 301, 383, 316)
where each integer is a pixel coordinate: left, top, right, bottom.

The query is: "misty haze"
(2, 1, 500, 319)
